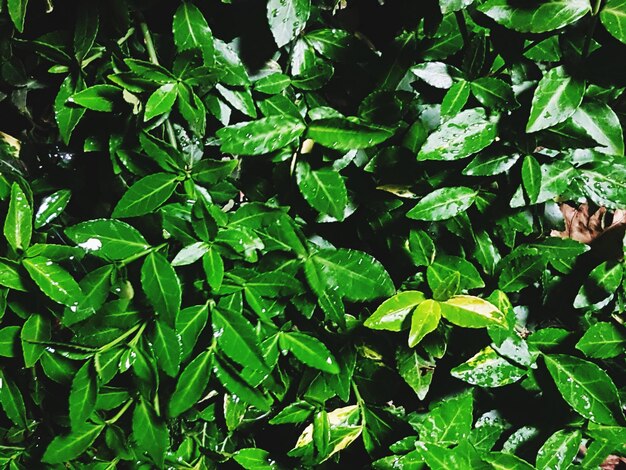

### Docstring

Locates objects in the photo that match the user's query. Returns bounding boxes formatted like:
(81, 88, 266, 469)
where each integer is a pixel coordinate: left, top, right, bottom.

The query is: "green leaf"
(255, 73, 291, 94)
(213, 355, 272, 411)
(34, 189, 71, 229)
(536, 429, 582, 470)
(141, 252, 182, 327)
(173, 2, 215, 64)
(427, 255, 485, 293)
(396, 347, 436, 400)
(41, 424, 105, 464)
(217, 115, 306, 155)
(112, 173, 178, 218)
(132, 397, 169, 467)
(172, 241, 209, 266)
(307, 118, 394, 150)
(0, 369, 27, 427)
(407, 186, 477, 221)
(69, 361, 98, 430)
(478, 0, 591, 33)
(8, 0, 28, 32)
(144, 83, 178, 121)
(70, 85, 121, 112)
(574, 261, 623, 309)
(0, 326, 20, 358)
(418, 390, 473, 445)
(55, 76, 86, 145)
(152, 320, 181, 377)
(168, 350, 212, 417)
(176, 304, 209, 361)
(462, 150, 520, 176)
(451, 346, 526, 387)
(441, 80, 470, 118)
(526, 66, 585, 133)
(364, 291, 427, 331)
(576, 322, 625, 359)
(440, 295, 507, 328)
(417, 108, 498, 161)
(522, 155, 541, 204)
(4, 183, 32, 252)
(20, 313, 50, 367)
(304, 248, 395, 301)
(65, 219, 151, 260)
(0, 259, 27, 291)
(411, 61, 456, 89)
(267, 0, 311, 48)
(471, 77, 517, 111)
(439, 0, 474, 14)
(234, 448, 278, 470)
(279, 331, 340, 374)
(22, 256, 82, 307)
(571, 101, 624, 155)
(407, 229, 436, 267)
(482, 452, 535, 470)
(408, 299, 441, 347)
(600, 0, 626, 44)
(544, 354, 623, 425)
(212, 307, 269, 373)
(203, 247, 224, 291)
(296, 162, 347, 220)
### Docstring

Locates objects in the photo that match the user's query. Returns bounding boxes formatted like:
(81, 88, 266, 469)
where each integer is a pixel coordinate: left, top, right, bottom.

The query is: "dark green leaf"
(168, 350, 212, 417)
(41, 424, 105, 464)
(296, 162, 347, 220)
(217, 115, 306, 155)
(133, 397, 169, 467)
(22, 256, 82, 307)
(112, 173, 178, 218)
(141, 252, 182, 327)
(65, 219, 151, 260)
(279, 331, 340, 374)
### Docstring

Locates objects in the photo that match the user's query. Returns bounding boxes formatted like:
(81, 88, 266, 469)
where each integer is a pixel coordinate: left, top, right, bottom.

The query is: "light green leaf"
(544, 354, 623, 425)
(133, 397, 169, 467)
(536, 429, 582, 470)
(407, 186, 477, 221)
(203, 247, 224, 290)
(522, 155, 541, 203)
(418, 390, 473, 445)
(22, 256, 82, 307)
(364, 291, 427, 331)
(462, 151, 520, 176)
(168, 350, 212, 417)
(70, 85, 121, 112)
(234, 448, 278, 470)
(574, 261, 623, 309)
(176, 304, 209, 361)
(172, 241, 209, 266)
(4, 183, 32, 252)
(0, 259, 27, 291)
(407, 229, 436, 267)
(279, 331, 340, 374)
(69, 361, 98, 430)
(408, 299, 441, 347)
(470, 77, 517, 110)
(55, 75, 86, 145)
(439, 0, 474, 14)
(411, 61, 456, 89)
(451, 346, 526, 387)
(34, 189, 71, 229)
(41, 423, 105, 464)
(304, 248, 395, 301)
(144, 83, 178, 121)
(0, 369, 27, 427)
(141, 252, 182, 327)
(65, 219, 151, 260)
(479, 0, 591, 33)
(267, 0, 311, 48)
(112, 173, 178, 218)
(396, 347, 436, 400)
(20, 313, 50, 367)
(212, 307, 269, 373)
(482, 452, 535, 470)
(571, 101, 624, 155)
(417, 108, 498, 161)
(217, 115, 306, 155)
(296, 162, 347, 220)
(526, 66, 585, 133)
(440, 295, 507, 328)
(307, 117, 394, 150)
(173, 1, 215, 64)
(600, 0, 626, 44)
(152, 320, 181, 377)
(8, 0, 28, 32)
(576, 322, 626, 359)
(0, 326, 20, 358)
(441, 80, 470, 118)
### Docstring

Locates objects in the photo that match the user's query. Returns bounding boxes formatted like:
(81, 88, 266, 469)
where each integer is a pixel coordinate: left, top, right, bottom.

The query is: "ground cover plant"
(0, 0, 625, 468)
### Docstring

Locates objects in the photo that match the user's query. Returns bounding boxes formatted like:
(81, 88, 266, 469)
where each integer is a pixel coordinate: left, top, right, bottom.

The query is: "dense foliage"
(1, 0, 626, 468)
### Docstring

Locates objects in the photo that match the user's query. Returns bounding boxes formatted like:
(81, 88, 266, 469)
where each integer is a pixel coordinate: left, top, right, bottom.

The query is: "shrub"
(0, 0, 625, 468)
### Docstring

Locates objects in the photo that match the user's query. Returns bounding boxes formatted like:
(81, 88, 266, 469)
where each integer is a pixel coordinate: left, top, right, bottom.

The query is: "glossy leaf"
(65, 219, 150, 260)
(440, 295, 507, 328)
(536, 429, 581, 470)
(408, 299, 441, 347)
(451, 346, 526, 387)
(296, 162, 347, 220)
(141, 252, 182, 327)
(307, 118, 394, 150)
(133, 397, 169, 467)
(217, 115, 305, 155)
(600, 0, 626, 44)
(20, 313, 50, 367)
(41, 424, 105, 464)
(407, 186, 477, 221)
(69, 361, 98, 430)
(22, 256, 82, 306)
(112, 173, 178, 218)
(34, 189, 71, 229)
(279, 331, 340, 374)
(168, 350, 212, 417)
(4, 183, 32, 252)
(364, 291, 426, 331)
(576, 322, 626, 359)
(173, 2, 214, 64)
(544, 354, 623, 425)
(267, 0, 311, 48)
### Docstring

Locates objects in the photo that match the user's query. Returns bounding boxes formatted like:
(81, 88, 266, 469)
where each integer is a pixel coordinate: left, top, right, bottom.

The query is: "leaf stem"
(98, 322, 143, 353)
(117, 243, 166, 268)
(139, 21, 178, 149)
(105, 398, 134, 424)
(582, 0, 604, 58)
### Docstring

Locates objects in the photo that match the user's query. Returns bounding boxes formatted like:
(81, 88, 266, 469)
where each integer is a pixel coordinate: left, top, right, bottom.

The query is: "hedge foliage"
(0, 0, 625, 468)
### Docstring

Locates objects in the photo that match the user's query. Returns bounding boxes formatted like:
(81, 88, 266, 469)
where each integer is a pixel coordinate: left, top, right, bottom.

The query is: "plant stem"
(98, 322, 143, 353)
(139, 21, 178, 149)
(455, 10, 470, 48)
(105, 399, 134, 424)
